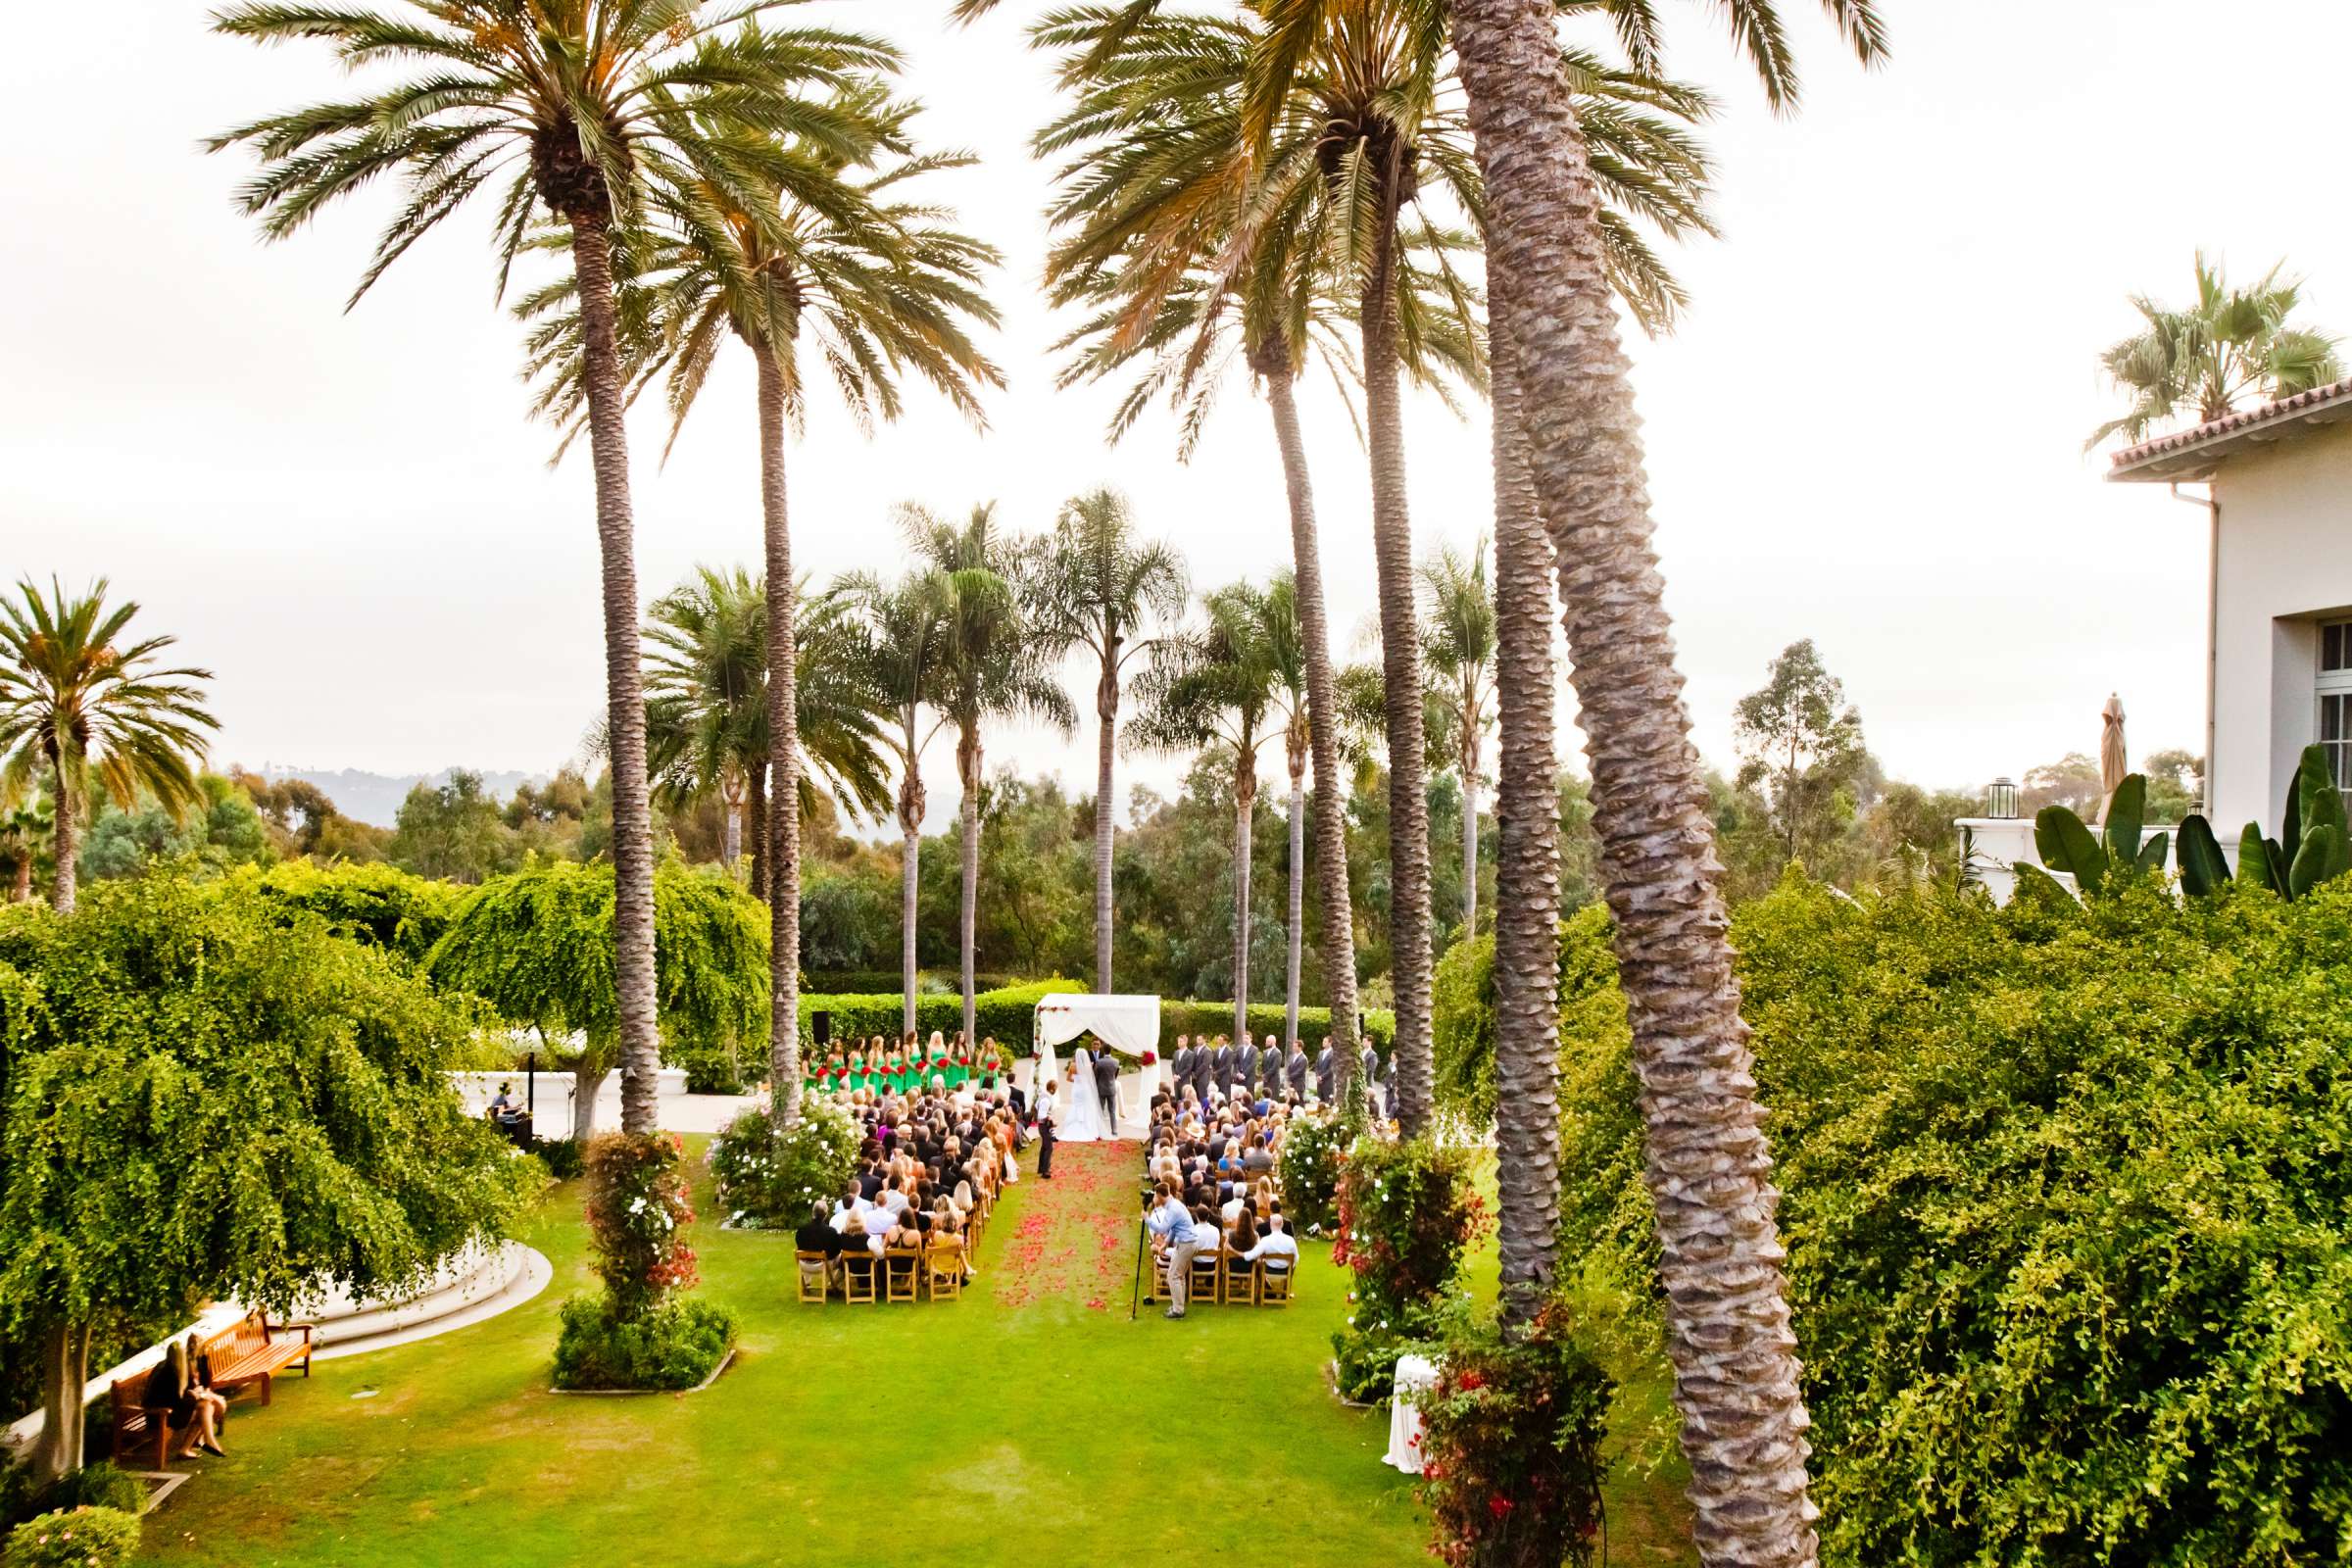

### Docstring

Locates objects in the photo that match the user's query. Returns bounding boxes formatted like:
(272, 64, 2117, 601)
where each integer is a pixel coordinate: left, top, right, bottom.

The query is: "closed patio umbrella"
(2095, 693, 2128, 824)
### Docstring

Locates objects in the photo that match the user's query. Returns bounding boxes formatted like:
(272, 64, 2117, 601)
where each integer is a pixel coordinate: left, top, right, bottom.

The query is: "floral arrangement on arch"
(1415, 1296, 1614, 1568)
(582, 1131, 699, 1318)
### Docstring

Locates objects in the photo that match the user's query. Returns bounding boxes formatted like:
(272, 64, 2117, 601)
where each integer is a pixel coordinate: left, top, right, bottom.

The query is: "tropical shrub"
(579, 1133, 699, 1318)
(1554, 875, 2352, 1566)
(710, 1098, 861, 1229)
(1431, 906, 1623, 1124)
(551, 1297, 736, 1393)
(1274, 1109, 1348, 1236)
(5, 1505, 141, 1568)
(1416, 1297, 1614, 1568)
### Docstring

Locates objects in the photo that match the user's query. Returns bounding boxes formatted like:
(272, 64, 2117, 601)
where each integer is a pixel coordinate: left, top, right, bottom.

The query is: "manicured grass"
(137, 1137, 1693, 1567)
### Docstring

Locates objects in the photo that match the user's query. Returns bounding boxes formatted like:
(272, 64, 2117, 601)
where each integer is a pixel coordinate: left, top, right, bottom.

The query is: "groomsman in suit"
(1171, 1036, 1196, 1104)
(1234, 1036, 1258, 1102)
(1378, 1053, 1397, 1119)
(1285, 1039, 1308, 1101)
(1359, 1042, 1380, 1105)
(1313, 1040, 1337, 1103)
(1191, 1037, 1214, 1105)
(1209, 1035, 1235, 1102)
(1258, 1033, 1281, 1098)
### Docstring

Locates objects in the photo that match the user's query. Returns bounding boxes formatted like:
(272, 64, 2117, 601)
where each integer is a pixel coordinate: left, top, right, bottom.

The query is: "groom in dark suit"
(1093, 1048, 1120, 1129)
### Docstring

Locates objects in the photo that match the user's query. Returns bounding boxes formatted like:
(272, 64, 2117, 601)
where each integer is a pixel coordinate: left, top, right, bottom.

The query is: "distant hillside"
(249, 766, 546, 828)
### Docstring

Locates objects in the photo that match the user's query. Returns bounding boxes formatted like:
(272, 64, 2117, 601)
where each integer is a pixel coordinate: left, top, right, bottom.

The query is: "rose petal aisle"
(992, 1141, 1140, 1312)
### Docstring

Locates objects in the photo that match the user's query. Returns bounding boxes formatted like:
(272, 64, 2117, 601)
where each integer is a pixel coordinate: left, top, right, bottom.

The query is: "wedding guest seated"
(1244, 1214, 1298, 1275)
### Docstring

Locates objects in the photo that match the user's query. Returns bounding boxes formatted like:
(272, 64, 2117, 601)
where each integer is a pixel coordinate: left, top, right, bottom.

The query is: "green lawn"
(138, 1137, 1692, 1566)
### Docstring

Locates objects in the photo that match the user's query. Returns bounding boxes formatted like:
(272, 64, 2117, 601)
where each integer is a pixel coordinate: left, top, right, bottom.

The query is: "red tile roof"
(2107, 376, 2352, 481)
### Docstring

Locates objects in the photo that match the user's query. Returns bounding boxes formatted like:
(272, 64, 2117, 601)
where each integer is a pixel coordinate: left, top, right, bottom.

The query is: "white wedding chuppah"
(1032, 994, 1162, 1141)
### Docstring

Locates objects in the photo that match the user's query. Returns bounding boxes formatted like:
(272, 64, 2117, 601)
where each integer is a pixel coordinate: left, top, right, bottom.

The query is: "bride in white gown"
(1058, 1046, 1107, 1142)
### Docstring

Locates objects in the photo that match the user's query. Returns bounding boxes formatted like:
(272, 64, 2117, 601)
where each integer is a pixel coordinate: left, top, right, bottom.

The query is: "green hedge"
(1507, 875, 2352, 1566)
(798, 979, 1087, 1053)
(798, 983, 1394, 1059)
(802, 968, 1023, 995)
(1153, 1001, 1396, 1056)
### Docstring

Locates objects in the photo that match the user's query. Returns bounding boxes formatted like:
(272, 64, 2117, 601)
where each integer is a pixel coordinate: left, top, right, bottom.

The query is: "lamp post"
(1986, 777, 2019, 819)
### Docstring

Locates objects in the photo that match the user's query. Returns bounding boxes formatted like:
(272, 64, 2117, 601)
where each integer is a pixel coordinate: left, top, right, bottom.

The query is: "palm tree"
(644, 565, 892, 897)
(1421, 0, 1883, 1558)
(514, 79, 1002, 1129)
(1131, 580, 1283, 1045)
(1027, 488, 1189, 993)
(0, 797, 49, 904)
(1262, 572, 1314, 1050)
(1419, 536, 1496, 939)
(834, 568, 957, 1036)
(0, 579, 217, 913)
(211, 3, 887, 1137)
(1028, 0, 1712, 1125)
(906, 505, 1077, 1046)
(2087, 252, 2342, 450)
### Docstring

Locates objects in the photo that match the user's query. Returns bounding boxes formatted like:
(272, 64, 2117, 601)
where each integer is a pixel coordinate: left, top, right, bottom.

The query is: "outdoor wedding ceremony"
(5, 0, 2352, 1565)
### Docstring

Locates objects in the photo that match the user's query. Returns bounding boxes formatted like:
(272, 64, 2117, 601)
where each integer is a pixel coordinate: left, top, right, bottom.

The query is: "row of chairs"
(800, 1243, 971, 1303)
(1143, 1248, 1296, 1308)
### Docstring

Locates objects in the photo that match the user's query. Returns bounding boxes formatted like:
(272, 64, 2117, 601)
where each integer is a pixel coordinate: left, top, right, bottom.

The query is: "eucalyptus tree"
(2086, 252, 2341, 450)
(644, 565, 893, 899)
(1262, 572, 1314, 1049)
(0, 579, 217, 913)
(1419, 536, 1497, 937)
(515, 78, 1001, 1126)
(1027, 488, 1188, 992)
(1131, 580, 1283, 1045)
(834, 567, 956, 1034)
(211, 2, 894, 1138)
(906, 505, 1078, 1045)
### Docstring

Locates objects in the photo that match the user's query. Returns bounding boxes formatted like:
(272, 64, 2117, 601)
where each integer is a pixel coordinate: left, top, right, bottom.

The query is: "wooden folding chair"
(1258, 1258, 1295, 1306)
(795, 1250, 831, 1304)
(842, 1251, 878, 1304)
(1141, 1247, 1162, 1304)
(1189, 1248, 1222, 1307)
(885, 1247, 922, 1303)
(1224, 1250, 1259, 1306)
(924, 1242, 963, 1301)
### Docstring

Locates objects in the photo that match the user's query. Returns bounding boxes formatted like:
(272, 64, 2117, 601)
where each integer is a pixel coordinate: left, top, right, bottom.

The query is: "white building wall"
(2209, 431, 2352, 836)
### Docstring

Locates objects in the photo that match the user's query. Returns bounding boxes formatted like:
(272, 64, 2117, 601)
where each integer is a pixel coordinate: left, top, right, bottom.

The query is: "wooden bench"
(110, 1375, 174, 1468)
(200, 1311, 313, 1405)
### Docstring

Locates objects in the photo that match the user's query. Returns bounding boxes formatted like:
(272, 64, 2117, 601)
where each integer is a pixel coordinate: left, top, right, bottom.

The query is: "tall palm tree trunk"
(1094, 665, 1117, 991)
(569, 218, 662, 1139)
(758, 354, 804, 1128)
(1461, 731, 1481, 936)
(721, 787, 743, 869)
(1285, 751, 1307, 1050)
(748, 764, 770, 903)
(46, 766, 76, 914)
(10, 854, 29, 903)
(898, 733, 924, 1039)
(957, 728, 983, 1048)
(1231, 765, 1256, 1045)
(1449, 5, 1818, 1559)
(1487, 323, 1562, 1328)
(1360, 175, 1436, 1134)
(1260, 357, 1361, 1105)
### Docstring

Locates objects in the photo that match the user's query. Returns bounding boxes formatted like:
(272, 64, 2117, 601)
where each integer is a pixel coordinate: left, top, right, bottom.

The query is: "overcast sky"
(9, 0, 2347, 833)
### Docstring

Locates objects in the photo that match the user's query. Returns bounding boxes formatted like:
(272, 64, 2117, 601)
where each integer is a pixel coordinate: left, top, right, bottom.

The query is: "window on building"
(2323, 619, 2352, 803)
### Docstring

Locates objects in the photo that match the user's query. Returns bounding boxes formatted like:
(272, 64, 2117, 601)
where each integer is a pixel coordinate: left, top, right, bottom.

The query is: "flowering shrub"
(1328, 1134, 1485, 1407)
(710, 1100, 860, 1229)
(552, 1296, 736, 1392)
(581, 1131, 698, 1318)
(1275, 1109, 1348, 1235)
(1416, 1298, 1613, 1568)
(1332, 1134, 1486, 1336)
(7, 1505, 142, 1568)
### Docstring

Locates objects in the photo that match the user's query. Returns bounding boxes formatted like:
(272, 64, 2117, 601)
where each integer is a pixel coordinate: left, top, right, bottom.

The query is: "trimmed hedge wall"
(1154, 1001, 1395, 1056)
(802, 968, 1026, 996)
(799, 980, 1087, 1052)
(799, 982, 1394, 1058)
